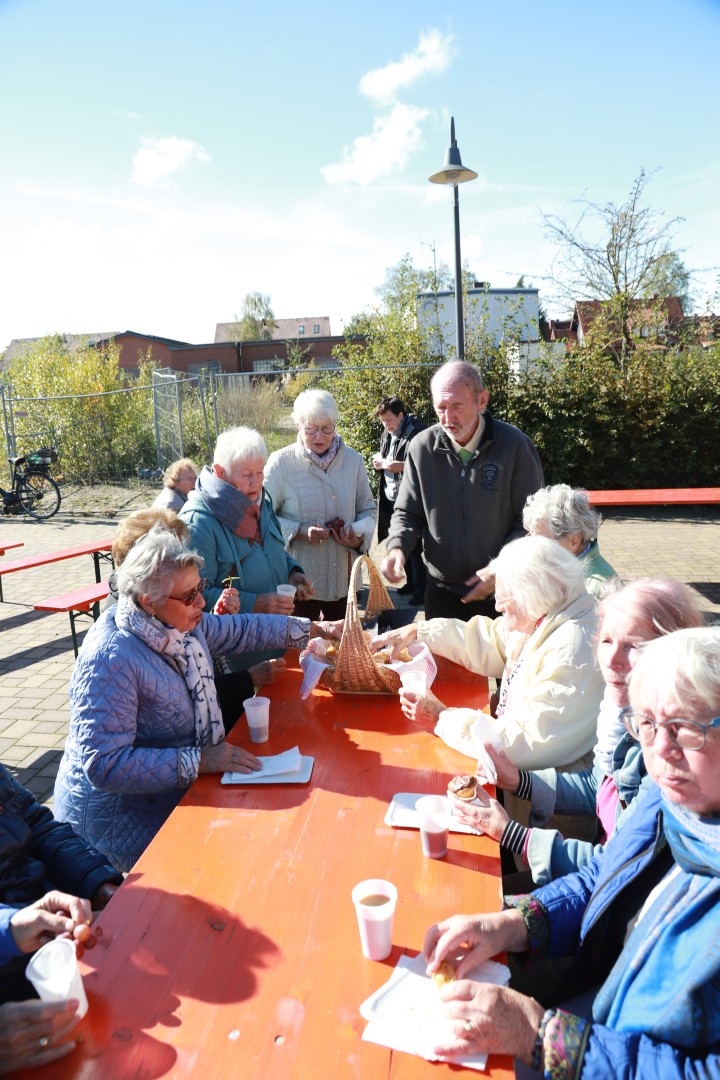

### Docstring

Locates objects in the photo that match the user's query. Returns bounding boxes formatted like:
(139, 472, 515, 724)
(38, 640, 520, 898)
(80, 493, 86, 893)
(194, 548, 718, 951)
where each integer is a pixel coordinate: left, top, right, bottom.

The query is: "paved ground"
(0, 501, 718, 809)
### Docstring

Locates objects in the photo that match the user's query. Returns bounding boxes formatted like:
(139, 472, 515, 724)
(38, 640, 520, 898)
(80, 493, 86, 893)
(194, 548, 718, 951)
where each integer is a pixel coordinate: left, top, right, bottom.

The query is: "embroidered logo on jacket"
(481, 463, 499, 487)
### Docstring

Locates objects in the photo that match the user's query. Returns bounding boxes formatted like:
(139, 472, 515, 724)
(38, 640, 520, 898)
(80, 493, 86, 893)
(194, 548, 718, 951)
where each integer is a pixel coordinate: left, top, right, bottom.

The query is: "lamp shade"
(428, 117, 477, 186)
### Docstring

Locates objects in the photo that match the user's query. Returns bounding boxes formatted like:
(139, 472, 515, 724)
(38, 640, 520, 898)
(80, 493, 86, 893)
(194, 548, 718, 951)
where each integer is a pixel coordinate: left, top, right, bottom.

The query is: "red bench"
(587, 488, 720, 507)
(34, 581, 110, 657)
(0, 538, 113, 602)
(0, 541, 24, 556)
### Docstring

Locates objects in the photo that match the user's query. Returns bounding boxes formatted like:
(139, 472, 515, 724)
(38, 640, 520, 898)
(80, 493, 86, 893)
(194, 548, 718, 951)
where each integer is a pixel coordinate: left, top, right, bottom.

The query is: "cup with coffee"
(415, 795, 451, 859)
(351, 879, 398, 960)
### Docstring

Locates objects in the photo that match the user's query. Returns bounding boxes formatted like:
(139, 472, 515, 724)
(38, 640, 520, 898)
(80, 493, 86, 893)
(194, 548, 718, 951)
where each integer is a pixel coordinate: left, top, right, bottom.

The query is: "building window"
(298, 325, 305, 335)
(313, 324, 320, 334)
(253, 358, 284, 373)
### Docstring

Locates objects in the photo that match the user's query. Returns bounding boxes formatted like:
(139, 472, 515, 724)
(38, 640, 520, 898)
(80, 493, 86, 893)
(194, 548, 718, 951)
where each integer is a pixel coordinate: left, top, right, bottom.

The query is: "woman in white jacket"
(375, 535, 603, 772)
(264, 389, 377, 621)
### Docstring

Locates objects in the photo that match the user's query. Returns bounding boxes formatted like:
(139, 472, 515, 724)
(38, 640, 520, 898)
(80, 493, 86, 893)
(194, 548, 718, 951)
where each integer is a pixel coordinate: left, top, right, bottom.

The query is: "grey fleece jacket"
(386, 414, 543, 593)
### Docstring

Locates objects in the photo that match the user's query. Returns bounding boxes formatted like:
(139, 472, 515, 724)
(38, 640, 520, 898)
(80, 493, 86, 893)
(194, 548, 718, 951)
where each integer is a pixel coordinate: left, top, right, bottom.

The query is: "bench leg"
(69, 603, 101, 658)
(0, 577, 3, 603)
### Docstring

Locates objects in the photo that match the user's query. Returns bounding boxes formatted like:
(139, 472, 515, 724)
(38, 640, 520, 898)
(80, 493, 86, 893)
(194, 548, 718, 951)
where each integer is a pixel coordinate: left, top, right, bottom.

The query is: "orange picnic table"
(44, 653, 512, 1079)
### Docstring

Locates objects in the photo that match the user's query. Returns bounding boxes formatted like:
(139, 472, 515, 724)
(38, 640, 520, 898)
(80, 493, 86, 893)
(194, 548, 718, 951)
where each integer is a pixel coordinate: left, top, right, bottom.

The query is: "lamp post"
(428, 117, 477, 360)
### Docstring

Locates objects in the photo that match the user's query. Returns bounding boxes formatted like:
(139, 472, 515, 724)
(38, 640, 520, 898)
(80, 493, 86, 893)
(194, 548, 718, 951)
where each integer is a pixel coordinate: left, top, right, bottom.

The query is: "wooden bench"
(34, 580, 110, 657)
(0, 538, 113, 602)
(0, 541, 24, 556)
(587, 487, 720, 507)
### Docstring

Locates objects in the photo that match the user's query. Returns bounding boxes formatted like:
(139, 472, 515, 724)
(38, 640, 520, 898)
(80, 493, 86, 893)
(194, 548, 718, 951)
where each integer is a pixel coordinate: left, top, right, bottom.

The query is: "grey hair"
(213, 427, 267, 471)
(523, 484, 602, 544)
(291, 388, 338, 427)
(629, 627, 720, 716)
(430, 360, 485, 398)
(598, 577, 704, 642)
(117, 526, 204, 604)
(488, 534, 588, 621)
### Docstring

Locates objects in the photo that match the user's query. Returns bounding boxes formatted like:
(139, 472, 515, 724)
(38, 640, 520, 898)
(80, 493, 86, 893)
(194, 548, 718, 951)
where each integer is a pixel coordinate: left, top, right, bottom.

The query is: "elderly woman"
(451, 578, 704, 884)
(264, 388, 377, 621)
(104, 506, 284, 729)
(377, 535, 604, 771)
(522, 483, 618, 597)
(54, 528, 331, 871)
(180, 427, 311, 617)
(152, 458, 198, 513)
(424, 626, 720, 1077)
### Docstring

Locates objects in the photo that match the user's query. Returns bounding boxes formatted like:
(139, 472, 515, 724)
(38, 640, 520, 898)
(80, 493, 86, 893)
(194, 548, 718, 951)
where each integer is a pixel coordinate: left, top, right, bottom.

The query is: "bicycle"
(1, 447, 62, 520)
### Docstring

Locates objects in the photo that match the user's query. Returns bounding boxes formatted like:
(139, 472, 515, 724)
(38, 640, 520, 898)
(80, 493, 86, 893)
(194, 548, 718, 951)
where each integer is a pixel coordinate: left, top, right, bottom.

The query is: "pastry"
(448, 774, 478, 801)
(431, 959, 456, 988)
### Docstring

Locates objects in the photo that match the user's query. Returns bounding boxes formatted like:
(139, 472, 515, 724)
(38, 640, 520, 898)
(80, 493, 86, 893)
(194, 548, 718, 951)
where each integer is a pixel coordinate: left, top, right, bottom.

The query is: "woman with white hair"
(423, 626, 720, 1077)
(180, 426, 312, 620)
(264, 388, 377, 620)
(450, 578, 705, 885)
(523, 483, 618, 597)
(375, 535, 604, 770)
(54, 528, 333, 871)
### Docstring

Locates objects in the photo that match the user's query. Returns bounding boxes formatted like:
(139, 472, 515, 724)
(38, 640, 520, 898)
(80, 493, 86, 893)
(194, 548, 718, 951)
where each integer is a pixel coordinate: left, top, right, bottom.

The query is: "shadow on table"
(74, 881, 279, 1076)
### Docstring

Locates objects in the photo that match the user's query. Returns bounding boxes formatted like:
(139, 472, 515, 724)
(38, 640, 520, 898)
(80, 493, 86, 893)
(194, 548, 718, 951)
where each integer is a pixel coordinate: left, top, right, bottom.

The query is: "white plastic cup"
(243, 696, 270, 743)
(415, 795, 450, 860)
(26, 938, 89, 1018)
(276, 584, 297, 598)
(400, 669, 427, 698)
(351, 879, 398, 960)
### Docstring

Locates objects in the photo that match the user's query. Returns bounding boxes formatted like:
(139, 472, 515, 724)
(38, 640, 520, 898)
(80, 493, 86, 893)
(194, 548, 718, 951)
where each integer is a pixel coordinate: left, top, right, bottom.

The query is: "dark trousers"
(293, 596, 348, 621)
(424, 576, 498, 622)
(214, 670, 254, 733)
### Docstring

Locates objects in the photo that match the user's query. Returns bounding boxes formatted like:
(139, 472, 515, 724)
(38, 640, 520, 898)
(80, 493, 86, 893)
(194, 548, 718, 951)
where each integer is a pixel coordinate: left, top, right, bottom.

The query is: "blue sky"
(0, 0, 718, 350)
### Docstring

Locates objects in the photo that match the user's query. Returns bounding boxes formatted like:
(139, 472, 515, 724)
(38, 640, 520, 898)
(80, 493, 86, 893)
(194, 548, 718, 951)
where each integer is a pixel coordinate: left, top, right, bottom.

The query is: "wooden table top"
(45, 655, 513, 1079)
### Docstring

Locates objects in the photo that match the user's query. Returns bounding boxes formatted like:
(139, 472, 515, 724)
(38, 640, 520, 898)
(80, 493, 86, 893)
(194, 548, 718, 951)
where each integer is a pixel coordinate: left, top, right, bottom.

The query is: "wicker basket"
(324, 555, 401, 695)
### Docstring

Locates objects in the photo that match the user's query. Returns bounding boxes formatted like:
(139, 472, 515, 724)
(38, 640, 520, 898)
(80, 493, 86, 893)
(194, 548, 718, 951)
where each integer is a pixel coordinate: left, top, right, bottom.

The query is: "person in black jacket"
(0, 764, 121, 1002)
(374, 397, 427, 604)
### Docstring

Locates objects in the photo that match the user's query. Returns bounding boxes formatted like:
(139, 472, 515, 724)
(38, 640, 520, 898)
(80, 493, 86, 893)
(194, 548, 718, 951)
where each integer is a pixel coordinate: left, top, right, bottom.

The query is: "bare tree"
(544, 169, 685, 353)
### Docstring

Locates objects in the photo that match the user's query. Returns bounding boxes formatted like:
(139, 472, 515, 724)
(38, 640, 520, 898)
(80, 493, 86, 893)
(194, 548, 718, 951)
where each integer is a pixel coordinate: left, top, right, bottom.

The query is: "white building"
(417, 284, 557, 371)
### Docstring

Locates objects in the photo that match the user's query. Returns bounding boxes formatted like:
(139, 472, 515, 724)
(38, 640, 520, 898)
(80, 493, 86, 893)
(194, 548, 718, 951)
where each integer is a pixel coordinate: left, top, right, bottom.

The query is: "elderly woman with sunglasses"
(54, 528, 336, 872)
(264, 389, 377, 620)
(423, 626, 720, 1078)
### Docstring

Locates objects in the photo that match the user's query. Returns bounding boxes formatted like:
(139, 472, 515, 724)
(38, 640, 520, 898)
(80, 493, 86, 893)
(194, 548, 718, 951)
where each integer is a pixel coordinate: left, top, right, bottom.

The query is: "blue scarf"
(196, 465, 262, 541)
(592, 793, 720, 1047)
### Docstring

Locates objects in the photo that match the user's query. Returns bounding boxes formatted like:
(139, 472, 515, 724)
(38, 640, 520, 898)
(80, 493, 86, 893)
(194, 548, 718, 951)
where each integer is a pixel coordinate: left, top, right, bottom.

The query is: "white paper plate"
(384, 792, 482, 835)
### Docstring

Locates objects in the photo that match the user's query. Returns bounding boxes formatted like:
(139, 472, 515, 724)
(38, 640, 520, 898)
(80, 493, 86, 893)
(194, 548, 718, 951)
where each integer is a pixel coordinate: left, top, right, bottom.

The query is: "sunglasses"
(168, 578, 207, 606)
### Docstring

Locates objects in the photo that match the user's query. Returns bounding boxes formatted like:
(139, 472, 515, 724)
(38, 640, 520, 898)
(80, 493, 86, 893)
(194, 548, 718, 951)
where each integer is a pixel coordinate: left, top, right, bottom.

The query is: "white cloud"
(131, 135, 210, 187)
(359, 29, 456, 106)
(322, 103, 429, 186)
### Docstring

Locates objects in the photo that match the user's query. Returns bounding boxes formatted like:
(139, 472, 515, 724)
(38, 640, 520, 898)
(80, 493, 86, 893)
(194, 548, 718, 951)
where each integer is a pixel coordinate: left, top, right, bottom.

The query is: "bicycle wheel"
(18, 473, 61, 520)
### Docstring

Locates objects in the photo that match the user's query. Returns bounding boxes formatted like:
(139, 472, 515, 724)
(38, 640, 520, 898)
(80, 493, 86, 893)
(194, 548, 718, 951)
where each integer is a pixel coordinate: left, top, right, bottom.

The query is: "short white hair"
(629, 627, 720, 717)
(213, 427, 267, 471)
(117, 527, 203, 604)
(291, 389, 338, 427)
(523, 484, 602, 544)
(488, 534, 588, 621)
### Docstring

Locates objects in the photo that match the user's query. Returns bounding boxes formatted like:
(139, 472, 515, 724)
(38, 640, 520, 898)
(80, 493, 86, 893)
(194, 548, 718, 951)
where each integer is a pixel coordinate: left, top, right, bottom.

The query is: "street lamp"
(428, 117, 477, 360)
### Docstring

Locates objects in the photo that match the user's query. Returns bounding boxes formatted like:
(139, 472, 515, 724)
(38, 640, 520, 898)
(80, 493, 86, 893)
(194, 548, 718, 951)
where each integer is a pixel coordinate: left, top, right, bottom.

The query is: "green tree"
(543, 168, 687, 354)
(226, 291, 277, 342)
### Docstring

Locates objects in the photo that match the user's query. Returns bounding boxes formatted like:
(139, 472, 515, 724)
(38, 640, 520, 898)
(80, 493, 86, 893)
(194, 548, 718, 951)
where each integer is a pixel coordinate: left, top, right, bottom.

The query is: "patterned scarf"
(298, 431, 342, 470)
(196, 464, 262, 544)
(115, 595, 225, 750)
(592, 793, 720, 1046)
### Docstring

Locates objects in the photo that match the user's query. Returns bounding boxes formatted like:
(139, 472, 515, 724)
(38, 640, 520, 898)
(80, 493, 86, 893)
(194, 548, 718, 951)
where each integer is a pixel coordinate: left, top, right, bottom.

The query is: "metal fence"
(1, 363, 439, 484)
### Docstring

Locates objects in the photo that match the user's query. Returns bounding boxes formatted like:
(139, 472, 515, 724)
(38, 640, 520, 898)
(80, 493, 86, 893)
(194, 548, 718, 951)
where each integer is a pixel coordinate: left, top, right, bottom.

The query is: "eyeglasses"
(168, 579, 207, 606)
(621, 707, 720, 751)
(303, 425, 336, 436)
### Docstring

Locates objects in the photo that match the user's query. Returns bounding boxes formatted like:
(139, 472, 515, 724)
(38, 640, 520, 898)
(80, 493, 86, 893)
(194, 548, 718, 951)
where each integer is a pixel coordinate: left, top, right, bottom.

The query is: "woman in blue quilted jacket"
(423, 626, 720, 1078)
(54, 528, 333, 872)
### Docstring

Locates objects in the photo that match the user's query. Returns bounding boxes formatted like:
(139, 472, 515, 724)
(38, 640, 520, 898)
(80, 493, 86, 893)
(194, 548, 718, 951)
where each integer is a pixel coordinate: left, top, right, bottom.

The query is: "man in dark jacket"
(382, 361, 543, 620)
(0, 764, 121, 1000)
(374, 397, 427, 603)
